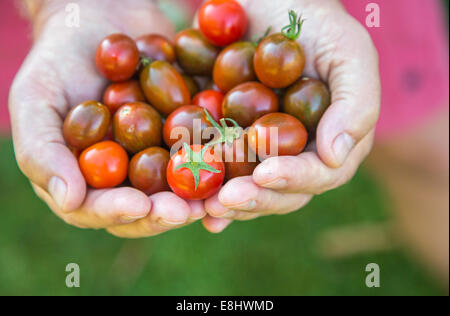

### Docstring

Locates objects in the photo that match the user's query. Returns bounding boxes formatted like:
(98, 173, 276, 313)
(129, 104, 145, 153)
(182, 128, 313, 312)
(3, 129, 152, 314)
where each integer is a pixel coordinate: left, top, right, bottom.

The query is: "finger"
(202, 216, 232, 234)
(187, 200, 207, 223)
(253, 131, 375, 194)
(205, 193, 261, 220)
(217, 177, 313, 215)
(106, 192, 192, 239)
(315, 24, 380, 168)
(9, 76, 87, 213)
(33, 184, 151, 229)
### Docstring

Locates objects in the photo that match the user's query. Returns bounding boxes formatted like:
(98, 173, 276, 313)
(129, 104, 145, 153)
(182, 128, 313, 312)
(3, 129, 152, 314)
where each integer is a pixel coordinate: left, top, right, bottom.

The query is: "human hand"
(201, 0, 380, 232)
(9, 0, 206, 238)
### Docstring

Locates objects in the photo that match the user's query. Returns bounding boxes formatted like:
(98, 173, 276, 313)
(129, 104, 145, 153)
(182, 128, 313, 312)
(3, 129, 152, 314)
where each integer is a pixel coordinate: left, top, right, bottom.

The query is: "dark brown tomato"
(248, 113, 308, 159)
(95, 34, 140, 82)
(140, 61, 191, 116)
(222, 82, 279, 127)
(222, 133, 259, 181)
(182, 75, 200, 98)
(254, 33, 305, 88)
(103, 80, 146, 114)
(174, 29, 220, 76)
(129, 147, 170, 195)
(113, 102, 162, 154)
(163, 105, 213, 150)
(63, 101, 111, 150)
(213, 41, 256, 93)
(136, 34, 176, 63)
(283, 77, 331, 134)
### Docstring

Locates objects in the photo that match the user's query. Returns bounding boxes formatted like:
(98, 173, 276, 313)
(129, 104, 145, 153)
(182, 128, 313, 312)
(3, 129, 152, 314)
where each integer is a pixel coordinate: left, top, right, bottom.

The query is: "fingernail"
(260, 178, 287, 189)
(227, 200, 256, 211)
(158, 218, 186, 227)
(333, 133, 354, 166)
(48, 176, 67, 210)
(120, 215, 147, 224)
(221, 211, 236, 219)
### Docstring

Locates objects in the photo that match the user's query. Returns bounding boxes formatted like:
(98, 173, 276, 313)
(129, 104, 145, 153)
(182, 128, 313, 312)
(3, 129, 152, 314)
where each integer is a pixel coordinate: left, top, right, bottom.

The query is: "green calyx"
(139, 56, 153, 69)
(175, 143, 221, 190)
(252, 26, 272, 47)
(281, 10, 305, 41)
(204, 109, 243, 147)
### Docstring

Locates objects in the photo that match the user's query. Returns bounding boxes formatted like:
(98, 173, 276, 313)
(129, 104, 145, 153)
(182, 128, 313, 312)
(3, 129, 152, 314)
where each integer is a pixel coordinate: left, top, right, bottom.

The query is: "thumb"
(9, 72, 87, 213)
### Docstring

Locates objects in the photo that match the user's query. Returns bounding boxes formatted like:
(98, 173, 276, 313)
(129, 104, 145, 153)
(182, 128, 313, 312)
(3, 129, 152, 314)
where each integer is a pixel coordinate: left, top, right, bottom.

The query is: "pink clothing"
(0, 0, 448, 138)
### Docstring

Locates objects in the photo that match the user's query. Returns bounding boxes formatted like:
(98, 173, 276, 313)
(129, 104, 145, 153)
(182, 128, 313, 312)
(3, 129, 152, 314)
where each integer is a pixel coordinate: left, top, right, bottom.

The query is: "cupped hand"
(201, 0, 380, 233)
(9, 0, 206, 238)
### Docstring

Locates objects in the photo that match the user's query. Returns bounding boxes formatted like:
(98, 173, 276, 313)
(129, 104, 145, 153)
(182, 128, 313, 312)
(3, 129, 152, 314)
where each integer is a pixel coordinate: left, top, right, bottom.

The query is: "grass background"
(0, 1, 448, 296)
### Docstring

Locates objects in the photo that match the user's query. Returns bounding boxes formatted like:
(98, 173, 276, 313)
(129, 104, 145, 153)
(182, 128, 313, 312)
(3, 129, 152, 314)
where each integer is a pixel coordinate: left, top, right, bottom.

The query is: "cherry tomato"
(254, 33, 305, 89)
(283, 77, 331, 134)
(174, 29, 220, 76)
(129, 147, 170, 195)
(182, 75, 200, 98)
(95, 33, 139, 82)
(136, 34, 176, 63)
(113, 102, 162, 153)
(79, 141, 129, 189)
(163, 105, 213, 150)
(103, 80, 146, 114)
(167, 145, 225, 200)
(63, 101, 111, 150)
(222, 133, 259, 180)
(140, 61, 191, 116)
(198, 0, 247, 47)
(222, 82, 279, 127)
(192, 90, 224, 122)
(248, 113, 308, 159)
(213, 41, 256, 92)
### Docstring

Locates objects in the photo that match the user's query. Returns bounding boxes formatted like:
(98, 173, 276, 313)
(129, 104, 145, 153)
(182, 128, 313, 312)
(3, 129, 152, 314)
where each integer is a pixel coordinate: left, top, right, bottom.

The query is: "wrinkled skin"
(248, 113, 308, 159)
(174, 29, 220, 76)
(129, 147, 170, 195)
(140, 60, 191, 116)
(63, 101, 111, 150)
(213, 41, 256, 93)
(113, 102, 162, 153)
(163, 105, 213, 150)
(222, 82, 279, 127)
(95, 33, 140, 82)
(283, 77, 331, 134)
(254, 33, 305, 89)
(79, 141, 129, 189)
(103, 80, 146, 114)
(136, 34, 176, 63)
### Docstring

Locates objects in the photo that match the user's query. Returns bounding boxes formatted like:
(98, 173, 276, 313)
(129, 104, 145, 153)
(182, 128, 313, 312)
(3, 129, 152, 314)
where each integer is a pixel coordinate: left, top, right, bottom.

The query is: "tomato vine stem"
(281, 10, 305, 41)
(204, 109, 243, 147)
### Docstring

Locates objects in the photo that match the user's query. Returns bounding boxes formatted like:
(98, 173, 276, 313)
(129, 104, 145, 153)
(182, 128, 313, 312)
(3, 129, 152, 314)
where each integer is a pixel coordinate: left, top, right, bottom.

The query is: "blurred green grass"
(0, 138, 444, 296)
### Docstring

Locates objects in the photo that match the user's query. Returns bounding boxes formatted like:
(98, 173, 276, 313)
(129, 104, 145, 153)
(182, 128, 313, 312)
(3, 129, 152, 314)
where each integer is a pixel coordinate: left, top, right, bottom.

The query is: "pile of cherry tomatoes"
(63, 0, 331, 201)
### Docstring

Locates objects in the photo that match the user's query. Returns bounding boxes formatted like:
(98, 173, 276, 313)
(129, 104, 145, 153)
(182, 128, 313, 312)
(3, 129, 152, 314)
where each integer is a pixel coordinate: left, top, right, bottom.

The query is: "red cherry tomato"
(248, 113, 308, 159)
(103, 80, 146, 114)
(192, 90, 224, 122)
(95, 34, 139, 82)
(167, 145, 225, 200)
(79, 141, 129, 189)
(198, 0, 248, 46)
